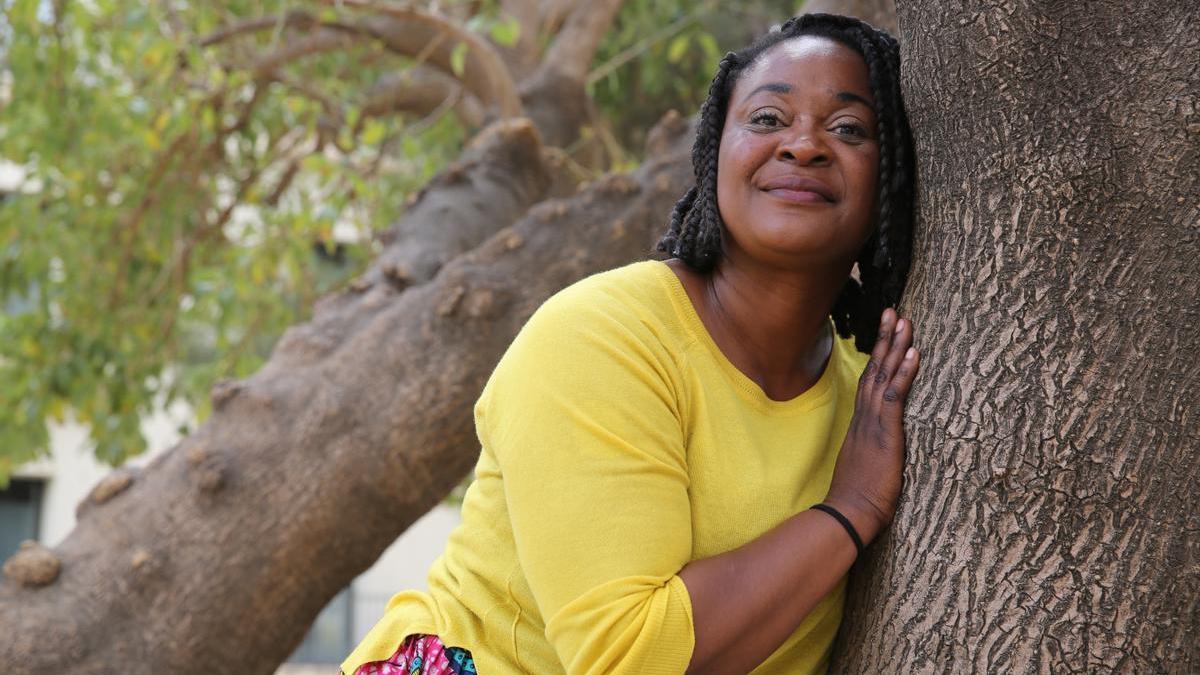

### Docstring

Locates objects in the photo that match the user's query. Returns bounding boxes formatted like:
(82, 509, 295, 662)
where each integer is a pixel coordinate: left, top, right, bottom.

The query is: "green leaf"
(489, 17, 521, 47)
(697, 32, 720, 62)
(449, 42, 469, 78)
(667, 35, 690, 64)
(362, 119, 388, 146)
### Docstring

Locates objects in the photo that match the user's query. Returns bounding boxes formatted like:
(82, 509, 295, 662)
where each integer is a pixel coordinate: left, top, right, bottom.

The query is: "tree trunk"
(835, 0, 1200, 672)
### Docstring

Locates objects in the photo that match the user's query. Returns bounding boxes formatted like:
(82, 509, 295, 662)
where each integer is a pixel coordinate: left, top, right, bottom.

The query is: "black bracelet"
(811, 503, 865, 559)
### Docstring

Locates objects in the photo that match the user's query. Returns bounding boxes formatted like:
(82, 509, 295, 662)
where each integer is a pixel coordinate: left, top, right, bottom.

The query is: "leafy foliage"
(0, 0, 800, 480)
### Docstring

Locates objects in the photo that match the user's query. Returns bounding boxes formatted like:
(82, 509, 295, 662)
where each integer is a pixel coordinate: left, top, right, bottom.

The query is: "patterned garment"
(350, 633, 477, 675)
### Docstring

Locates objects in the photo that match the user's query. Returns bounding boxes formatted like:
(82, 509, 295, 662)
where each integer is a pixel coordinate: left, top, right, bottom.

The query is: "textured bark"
(835, 1, 1200, 672)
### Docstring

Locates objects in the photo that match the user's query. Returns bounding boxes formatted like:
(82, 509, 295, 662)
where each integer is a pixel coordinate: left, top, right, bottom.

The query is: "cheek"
(715, 138, 744, 219)
(716, 131, 765, 203)
(848, 152, 881, 213)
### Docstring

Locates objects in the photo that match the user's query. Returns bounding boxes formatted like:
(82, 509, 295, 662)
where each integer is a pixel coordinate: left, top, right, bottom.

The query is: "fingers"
(859, 309, 920, 408)
(876, 318, 910, 386)
(859, 308, 896, 402)
(876, 318, 918, 408)
(884, 347, 920, 405)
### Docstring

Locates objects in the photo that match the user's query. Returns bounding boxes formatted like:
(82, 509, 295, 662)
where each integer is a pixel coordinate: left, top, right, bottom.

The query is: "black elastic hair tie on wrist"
(812, 503, 865, 559)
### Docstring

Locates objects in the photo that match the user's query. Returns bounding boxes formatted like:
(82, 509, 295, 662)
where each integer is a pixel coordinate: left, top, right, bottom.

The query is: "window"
(289, 587, 354, 664)
(0, 479, 44, 559)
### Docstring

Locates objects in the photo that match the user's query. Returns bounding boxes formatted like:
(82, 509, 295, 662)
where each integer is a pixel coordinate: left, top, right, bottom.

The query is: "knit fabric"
(343, 260, 867, 675)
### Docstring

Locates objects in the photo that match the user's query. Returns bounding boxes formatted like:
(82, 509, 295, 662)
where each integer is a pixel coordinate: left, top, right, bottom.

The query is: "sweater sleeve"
(479, 287, 695, 675)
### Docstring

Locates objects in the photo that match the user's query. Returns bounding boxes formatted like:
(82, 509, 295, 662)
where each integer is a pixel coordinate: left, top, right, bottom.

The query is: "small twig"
(107, 130, 197, 311)
(585, 2, 712, 87)
(199, 11, 319, 47)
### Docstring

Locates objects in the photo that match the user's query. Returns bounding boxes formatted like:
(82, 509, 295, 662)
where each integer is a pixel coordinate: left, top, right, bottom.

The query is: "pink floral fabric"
(351, 634, 476, 675)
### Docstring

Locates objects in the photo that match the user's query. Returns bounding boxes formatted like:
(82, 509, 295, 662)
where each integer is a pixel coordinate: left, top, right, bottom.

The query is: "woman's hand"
(824, 308, 920, 546)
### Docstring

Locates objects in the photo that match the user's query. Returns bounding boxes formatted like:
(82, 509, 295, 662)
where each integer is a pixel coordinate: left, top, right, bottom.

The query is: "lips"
(760, 175, 836, 203)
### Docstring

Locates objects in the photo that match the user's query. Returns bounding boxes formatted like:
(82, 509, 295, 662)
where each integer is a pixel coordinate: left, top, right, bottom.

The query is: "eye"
(749, 110, 784, 128)
(831, 121, 870, 139)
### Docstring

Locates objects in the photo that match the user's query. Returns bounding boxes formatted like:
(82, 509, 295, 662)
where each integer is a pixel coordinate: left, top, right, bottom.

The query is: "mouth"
(760, 176, 836, 203)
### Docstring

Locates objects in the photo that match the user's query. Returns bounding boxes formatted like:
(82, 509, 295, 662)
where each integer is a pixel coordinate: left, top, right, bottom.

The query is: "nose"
(775, 122, 830, 166)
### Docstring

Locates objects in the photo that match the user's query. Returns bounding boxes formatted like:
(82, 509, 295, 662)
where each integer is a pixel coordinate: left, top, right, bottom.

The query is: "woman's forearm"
(679, 505, 871, 674)
(680, 314, 918, 674)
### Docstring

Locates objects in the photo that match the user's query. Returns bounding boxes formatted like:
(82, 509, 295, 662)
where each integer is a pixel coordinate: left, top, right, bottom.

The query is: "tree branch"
(497, 0, 543, 78)
(204, 6, 522, 122)
(198, 10, 321, 48)
(539, 0, 626, 82)
(360, 67, 486, 129)
(249, 26, 360, 75)
(328, 0, 523, 118)
(538, 0, 581, 34)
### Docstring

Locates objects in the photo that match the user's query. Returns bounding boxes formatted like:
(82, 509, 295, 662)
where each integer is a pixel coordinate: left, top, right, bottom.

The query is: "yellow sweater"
(343, 260, 867, 675)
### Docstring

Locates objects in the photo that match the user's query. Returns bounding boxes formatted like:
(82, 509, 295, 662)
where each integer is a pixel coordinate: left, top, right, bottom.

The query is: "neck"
(694, 254, 851, 400)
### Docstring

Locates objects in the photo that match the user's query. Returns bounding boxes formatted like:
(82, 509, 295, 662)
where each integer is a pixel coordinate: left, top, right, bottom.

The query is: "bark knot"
(381, 261, 412, 289)
(467, 117, 538, 152)
(464, 288, 497, 319)
(436, 285, 467, 317)
(3, 540, 61, 587)
(76, 468, 137, 518)
(595, 174, 640, 197)
(130, 547, 164, 577)
(500, 229, 524, 251)
(187, 444, 228, 493)
(534, 200, 569, 222)
(211, 378, 244, 409)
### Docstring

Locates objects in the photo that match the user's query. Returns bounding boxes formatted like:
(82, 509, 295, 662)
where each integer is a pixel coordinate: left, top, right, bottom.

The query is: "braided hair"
(656, 13, 915, 353)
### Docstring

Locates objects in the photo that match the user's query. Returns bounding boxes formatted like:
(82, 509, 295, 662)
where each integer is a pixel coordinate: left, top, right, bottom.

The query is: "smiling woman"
(344, 13, 918, 675)
(717, 37, 880, 272)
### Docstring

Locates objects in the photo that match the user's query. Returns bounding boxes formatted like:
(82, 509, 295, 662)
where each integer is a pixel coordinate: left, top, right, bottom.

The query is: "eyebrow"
(836, 91, 873, 108)
(742, 82, 793, 101)
(739, 82, 874, 108)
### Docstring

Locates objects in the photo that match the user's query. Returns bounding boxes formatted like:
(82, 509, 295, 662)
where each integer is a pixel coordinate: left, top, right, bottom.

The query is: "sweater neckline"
(648, 260, 838, 415)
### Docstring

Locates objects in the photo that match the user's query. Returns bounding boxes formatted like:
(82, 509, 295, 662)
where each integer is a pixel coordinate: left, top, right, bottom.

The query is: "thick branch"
(333, 0, 523, 117)
(249, 27, 359, 74)
(538, 0, 581, 34)
(205, 7, 522, 121)
(497, 0, 543, 78)
(360, 67, 486, 128)
(515, 0, 627, 152)
(198, 11, 320, 48)
(539, 0, 626, 82)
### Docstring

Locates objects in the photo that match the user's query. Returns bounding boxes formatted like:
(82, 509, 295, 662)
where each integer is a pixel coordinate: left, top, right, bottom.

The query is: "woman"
(343, 13, 917, 675)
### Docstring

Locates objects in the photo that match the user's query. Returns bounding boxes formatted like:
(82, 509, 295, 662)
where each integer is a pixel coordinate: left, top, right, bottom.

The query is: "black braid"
(656, 13, 916, 353)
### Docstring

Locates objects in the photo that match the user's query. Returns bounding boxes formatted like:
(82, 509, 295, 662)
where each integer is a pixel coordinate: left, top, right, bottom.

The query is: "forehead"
(733, 35, 871, 102)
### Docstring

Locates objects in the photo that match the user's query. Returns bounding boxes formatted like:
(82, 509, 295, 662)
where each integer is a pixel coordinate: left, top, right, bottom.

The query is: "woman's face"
(717, 36, 879, 271)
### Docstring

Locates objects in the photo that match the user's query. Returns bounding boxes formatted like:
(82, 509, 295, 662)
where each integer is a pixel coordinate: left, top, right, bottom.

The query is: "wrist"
(819, 493, 885, 546)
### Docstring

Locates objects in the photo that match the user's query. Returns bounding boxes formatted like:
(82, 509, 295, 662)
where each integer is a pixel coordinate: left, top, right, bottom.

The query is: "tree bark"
(835, 0, 1200, 672)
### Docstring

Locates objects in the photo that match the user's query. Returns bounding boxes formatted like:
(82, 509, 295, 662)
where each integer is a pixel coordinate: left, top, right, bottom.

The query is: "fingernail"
(905, 347, 916, 360)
